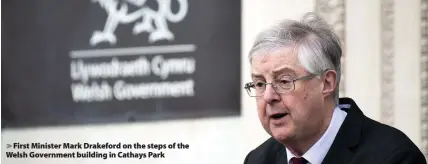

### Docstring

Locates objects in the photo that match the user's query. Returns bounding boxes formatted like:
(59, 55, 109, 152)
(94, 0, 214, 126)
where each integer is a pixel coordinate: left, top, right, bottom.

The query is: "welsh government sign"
(2, 0, 241, 128)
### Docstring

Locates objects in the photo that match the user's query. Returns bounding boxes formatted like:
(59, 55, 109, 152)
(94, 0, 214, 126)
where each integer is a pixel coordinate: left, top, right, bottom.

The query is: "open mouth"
(270, 113, 288, 120)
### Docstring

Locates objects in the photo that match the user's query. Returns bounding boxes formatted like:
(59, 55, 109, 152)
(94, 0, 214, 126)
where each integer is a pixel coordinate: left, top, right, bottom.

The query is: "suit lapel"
(275, 146, 288, 164)
(321, 97, 363, 164)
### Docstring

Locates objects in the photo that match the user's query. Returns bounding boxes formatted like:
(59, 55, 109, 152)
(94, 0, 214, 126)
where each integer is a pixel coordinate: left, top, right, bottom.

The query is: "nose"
(263, 84, 281, 104)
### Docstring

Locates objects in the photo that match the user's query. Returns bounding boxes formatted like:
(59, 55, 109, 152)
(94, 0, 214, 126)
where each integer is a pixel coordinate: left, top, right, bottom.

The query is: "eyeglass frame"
(243, 73, 321, 97)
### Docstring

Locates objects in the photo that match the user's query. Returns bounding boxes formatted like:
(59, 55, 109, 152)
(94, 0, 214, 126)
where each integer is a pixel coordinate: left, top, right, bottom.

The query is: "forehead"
(250, 47, 302, 77)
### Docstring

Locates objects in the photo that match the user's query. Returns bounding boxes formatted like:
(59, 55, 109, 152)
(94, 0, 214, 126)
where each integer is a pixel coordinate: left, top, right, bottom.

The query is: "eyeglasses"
(244, 73, 318, 97)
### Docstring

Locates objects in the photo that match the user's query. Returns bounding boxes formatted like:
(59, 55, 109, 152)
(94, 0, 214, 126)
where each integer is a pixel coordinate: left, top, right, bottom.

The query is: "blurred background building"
(2, 0, 428, 163)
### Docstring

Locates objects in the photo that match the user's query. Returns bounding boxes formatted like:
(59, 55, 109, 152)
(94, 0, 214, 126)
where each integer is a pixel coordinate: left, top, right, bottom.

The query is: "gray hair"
(248, 12, 342, 103)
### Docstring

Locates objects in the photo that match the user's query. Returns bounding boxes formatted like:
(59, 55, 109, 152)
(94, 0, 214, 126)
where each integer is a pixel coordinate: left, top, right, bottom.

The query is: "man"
(243, 12, 427, 164)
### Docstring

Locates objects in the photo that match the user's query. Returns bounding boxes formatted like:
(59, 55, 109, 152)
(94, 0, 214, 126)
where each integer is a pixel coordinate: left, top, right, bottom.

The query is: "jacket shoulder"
(358, 116, 426, 162)
(362, 117, 419, 149)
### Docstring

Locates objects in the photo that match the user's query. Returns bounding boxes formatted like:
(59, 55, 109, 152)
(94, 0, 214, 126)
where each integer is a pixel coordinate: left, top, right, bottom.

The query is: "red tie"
(290, 157, 308, 164)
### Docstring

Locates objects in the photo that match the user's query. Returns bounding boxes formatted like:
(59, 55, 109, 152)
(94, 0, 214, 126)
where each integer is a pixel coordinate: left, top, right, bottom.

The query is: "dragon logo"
(90, 0, 188, 46)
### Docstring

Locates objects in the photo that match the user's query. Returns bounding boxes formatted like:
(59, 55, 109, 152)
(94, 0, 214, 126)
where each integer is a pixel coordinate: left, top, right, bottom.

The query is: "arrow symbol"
(7, 144, 11, 148)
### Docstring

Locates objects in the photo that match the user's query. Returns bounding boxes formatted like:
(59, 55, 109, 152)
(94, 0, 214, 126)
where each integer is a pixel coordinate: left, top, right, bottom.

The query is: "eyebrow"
(251, 66, 297, 79)
(273, 66, 297, 77)
(251, 73, 264, 79)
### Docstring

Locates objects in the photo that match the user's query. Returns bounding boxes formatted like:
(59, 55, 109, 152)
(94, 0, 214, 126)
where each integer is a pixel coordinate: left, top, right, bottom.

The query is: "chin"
(270, 125, 294, 143)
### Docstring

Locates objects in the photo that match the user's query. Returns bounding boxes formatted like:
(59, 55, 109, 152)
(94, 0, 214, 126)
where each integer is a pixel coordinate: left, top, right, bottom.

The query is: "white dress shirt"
(286, 106, 347, 164)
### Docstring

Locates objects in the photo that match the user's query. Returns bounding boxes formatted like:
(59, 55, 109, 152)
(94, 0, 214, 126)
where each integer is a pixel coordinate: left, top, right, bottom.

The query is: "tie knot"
(290, 157, 308, 164)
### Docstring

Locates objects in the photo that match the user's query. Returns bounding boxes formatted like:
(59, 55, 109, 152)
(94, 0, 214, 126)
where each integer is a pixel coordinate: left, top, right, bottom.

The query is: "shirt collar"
(286, 106, 347, 164)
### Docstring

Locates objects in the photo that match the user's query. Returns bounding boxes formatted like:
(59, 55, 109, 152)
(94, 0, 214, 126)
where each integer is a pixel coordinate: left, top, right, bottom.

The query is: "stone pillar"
(420, 0, 428, 158)
(344, 0, 382, 120)
(393, 0, 423, 150)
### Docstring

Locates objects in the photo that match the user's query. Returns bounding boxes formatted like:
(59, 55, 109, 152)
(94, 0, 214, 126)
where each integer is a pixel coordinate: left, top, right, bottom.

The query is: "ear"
(322, 70, 337, 98)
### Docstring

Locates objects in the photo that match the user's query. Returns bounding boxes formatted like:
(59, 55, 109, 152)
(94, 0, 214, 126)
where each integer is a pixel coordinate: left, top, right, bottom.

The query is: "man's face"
(250, 47, 328, 144)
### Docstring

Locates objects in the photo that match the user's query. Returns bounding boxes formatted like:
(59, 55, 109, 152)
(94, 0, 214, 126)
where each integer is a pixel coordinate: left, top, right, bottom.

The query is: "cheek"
(281, 89, 312, 118)
(256, 99, 268, 119)
(298, 81, 320, 102)
(294, 85, 323, 121)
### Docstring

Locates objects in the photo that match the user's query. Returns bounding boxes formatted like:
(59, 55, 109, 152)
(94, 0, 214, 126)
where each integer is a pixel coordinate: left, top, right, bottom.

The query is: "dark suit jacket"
(244, 97, 427, 164)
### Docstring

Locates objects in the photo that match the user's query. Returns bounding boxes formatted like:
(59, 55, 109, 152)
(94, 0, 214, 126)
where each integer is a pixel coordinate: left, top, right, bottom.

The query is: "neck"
(286, 99, 336, 156)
